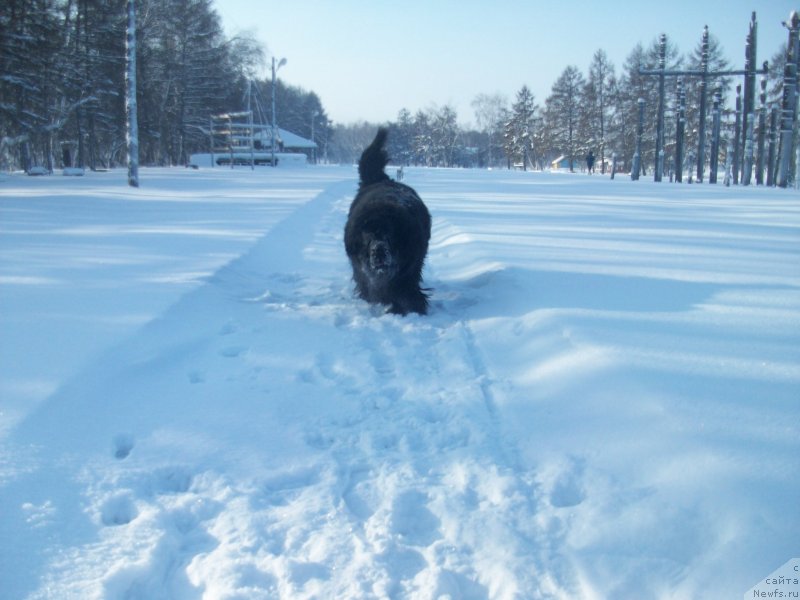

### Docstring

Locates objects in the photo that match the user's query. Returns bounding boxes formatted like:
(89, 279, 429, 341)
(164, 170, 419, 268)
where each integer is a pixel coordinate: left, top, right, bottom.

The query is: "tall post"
(743, 112, 755, 185)
(696, 26, 709, 183)
(271, 56, 287, 167)
(640, 14, 769, 186)
(724, 142, 733, 186)
(125, 0, 139, 187)
(777, 11, 799, 188)
(675, 78, 685, 182)
(248, 108, 254, 170)
(796, 145, 800, 190)
(755, 75, 767, 184)
(709, 85, 722, 183)
(632, 97, 645, 180)
(310, 110, 318, 164)
(271, 57, 277, 167)
(227, 114, 234, 169)
(655, 34, 667, 182)
(733, 84, 742, 184)
(766, 106, 779, 186)
(741, 12, 757, 183)
(209, 116, 214, 168)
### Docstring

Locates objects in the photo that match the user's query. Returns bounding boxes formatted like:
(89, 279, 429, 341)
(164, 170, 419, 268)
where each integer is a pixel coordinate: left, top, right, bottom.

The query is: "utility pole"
(755, 76, 767, 184)
(271, 56, 287, 167)
(632, 98, 645, 180)
(639, 17, 767, 184)
(766, 106, 779, 186)
(696, 26, 709, 183)
(776, 11, 799, 188)
(709, 85, 722, 183)
(675, 78, 686, 182)
(733, 85, 742, 183)
(741, 12, 757, 184)
(655, 34, 666, 182)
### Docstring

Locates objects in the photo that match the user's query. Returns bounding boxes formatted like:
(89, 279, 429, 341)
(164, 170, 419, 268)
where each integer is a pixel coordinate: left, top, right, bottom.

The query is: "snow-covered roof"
(277, 128, 317, 150)
(255, 127, 317, 149)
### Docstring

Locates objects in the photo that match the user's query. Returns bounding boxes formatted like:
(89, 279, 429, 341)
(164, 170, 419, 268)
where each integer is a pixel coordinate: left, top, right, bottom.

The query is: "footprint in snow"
(547, 457, 587, 509)
(333, 312, 353, 329)
(261, 467, 319, 507)
(99, 492, 138, 526)
(391, 490, 441, 547)
(151, 466, 194, 495)
(289, 561, 330, 586)
(219, 345, 245, 358)
(113, 434, 134, 460)
(369, 350, 394, 377)
(342, 467, 375, 520)
(218, 321, 237, 336)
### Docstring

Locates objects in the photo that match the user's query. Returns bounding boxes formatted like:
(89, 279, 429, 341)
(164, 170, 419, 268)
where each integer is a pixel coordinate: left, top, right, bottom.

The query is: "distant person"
(586, 150, 595, 174)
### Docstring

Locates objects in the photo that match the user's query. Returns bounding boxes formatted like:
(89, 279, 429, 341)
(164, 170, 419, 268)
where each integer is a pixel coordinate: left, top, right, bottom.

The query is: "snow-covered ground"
(1, 165, 798, 599)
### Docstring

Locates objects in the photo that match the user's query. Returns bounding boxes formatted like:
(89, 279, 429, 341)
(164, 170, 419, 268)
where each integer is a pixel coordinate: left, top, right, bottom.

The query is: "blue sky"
(214, 0, 795, 126)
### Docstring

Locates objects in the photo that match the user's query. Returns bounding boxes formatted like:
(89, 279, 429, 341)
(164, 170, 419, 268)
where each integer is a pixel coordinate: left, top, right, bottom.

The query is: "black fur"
(344, 128, 431, 315)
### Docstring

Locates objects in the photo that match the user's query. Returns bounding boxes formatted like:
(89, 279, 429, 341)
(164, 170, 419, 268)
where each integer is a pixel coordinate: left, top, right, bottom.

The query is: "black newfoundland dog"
(344, 128, 431, 315)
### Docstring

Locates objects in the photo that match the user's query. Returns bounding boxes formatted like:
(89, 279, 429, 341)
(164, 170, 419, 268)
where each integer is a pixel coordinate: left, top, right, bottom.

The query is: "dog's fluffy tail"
(358, 127, 391, 187)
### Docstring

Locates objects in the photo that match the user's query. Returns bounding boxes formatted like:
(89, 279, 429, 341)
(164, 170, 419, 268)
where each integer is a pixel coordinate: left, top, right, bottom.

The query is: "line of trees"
(1, 3, 792, 177)
(329, 36, 790, 176)
(0, 0, 330, 171)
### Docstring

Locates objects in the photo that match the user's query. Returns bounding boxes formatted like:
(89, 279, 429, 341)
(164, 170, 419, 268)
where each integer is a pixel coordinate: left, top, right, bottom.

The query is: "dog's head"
(357, 228, 400, 283)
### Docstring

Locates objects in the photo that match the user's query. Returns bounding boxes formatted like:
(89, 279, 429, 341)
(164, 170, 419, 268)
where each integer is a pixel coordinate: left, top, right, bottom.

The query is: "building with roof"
(189, 115, 317, 168)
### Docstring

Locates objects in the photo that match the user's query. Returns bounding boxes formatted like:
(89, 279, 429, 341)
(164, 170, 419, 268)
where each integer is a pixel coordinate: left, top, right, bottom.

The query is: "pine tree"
(66, 0, 126, 170)
(545, 67, 585, 172)
(584, 49, 615, 173)
(413, 110, 432, 166)
(0, 0, 65, 171)
(505, 86, 538, 170)
(0, 0, 267, 171)
(140, 0, 232, 165)
(429, 105, 459, 167)
(389, 108, 415, 166)
(615, 43, 647, 172)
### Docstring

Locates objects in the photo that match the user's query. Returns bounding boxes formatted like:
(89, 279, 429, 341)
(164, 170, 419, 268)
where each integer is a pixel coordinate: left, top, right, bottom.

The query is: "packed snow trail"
(2, 178, 569, 599)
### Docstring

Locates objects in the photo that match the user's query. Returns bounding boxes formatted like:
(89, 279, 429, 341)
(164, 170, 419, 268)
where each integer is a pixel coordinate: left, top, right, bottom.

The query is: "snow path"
(3, 178, 563, 599)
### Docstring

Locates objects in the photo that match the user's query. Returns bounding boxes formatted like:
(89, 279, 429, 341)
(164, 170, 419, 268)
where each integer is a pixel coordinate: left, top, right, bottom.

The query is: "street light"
(310, 110, 319, 164)
(271, 56, 287, 167)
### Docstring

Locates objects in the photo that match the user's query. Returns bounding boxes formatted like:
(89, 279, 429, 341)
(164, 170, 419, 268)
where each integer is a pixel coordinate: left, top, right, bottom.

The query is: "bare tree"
(472, 93, 508, 168)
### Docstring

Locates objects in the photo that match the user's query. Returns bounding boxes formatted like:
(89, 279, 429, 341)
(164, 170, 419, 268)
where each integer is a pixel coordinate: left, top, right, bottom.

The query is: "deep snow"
(0, 165, 798, 599)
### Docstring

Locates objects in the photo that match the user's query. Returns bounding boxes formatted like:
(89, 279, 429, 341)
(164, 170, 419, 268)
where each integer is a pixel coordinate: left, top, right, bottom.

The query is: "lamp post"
(310, 110, 319, 164)
(271, 56, 287, 167)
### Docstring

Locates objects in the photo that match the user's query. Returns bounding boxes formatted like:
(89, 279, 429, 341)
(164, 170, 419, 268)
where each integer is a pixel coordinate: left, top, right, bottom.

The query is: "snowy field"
(0, 165, 798, 599)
